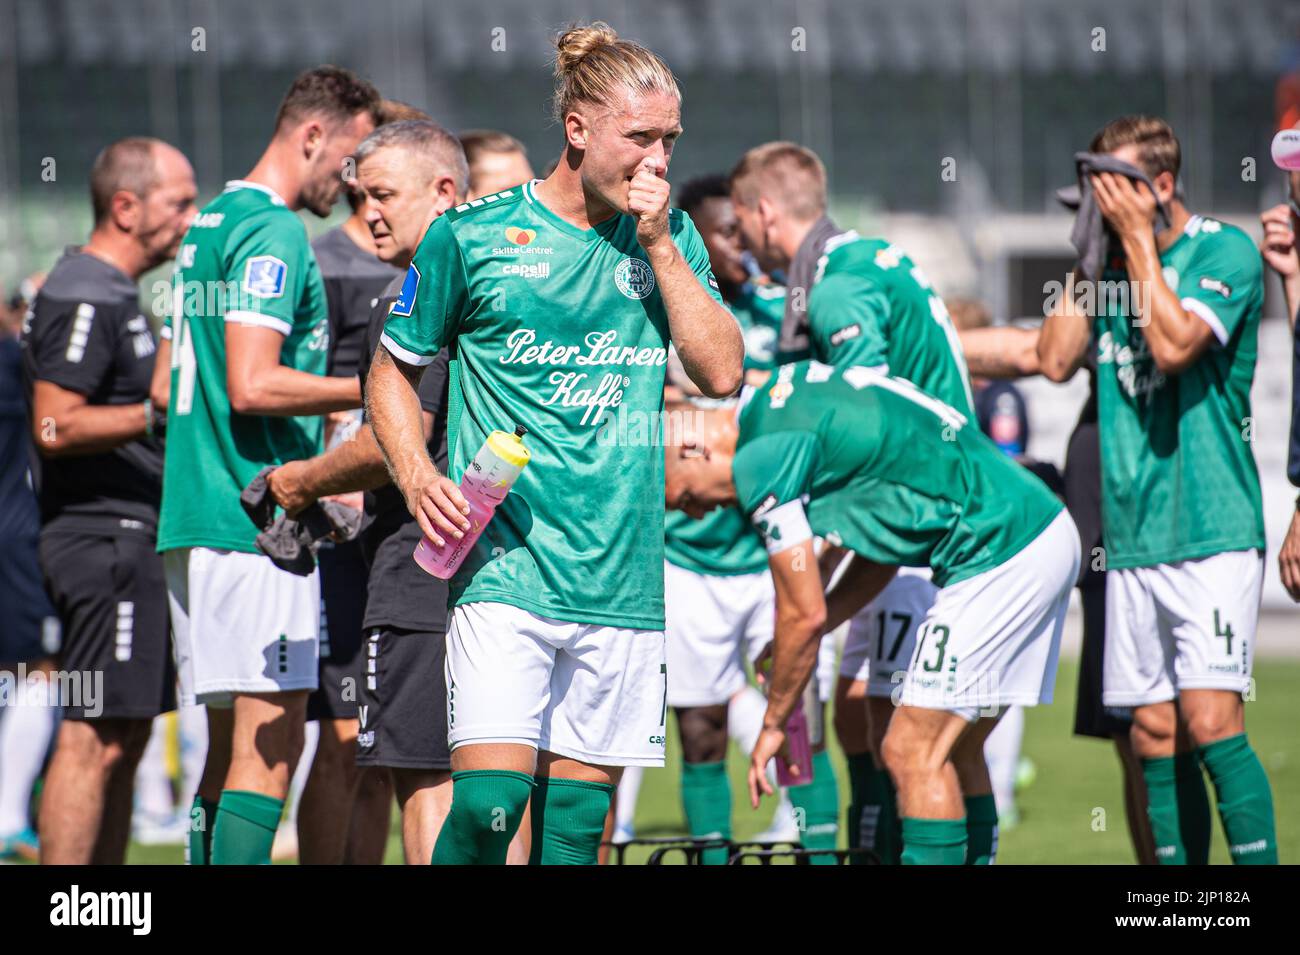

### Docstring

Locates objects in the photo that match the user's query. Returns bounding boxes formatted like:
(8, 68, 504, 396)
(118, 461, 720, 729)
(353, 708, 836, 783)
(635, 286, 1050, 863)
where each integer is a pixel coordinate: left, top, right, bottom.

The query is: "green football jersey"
(734, 282, 805, 371)
(381, 181, 725, 630)
(1093, 214, 1265, 569)
(663, 498, 768, 577)
(158, 181, 329, 553)
(663, 281, 790, 578)
(808, 233, 974, 417)
(733, 361, 1064, 588)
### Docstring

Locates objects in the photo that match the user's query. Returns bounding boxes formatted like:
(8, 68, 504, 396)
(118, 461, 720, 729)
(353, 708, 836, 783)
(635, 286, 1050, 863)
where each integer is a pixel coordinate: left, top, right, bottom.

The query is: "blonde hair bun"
(554, 21, 620, 76)
(550, 21, 679, 123)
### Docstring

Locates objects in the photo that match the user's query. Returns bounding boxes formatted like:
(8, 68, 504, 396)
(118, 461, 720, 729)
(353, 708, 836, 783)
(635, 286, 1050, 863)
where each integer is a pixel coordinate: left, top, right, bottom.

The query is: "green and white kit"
(734, 361, 1078, 718)
(158, 181, 327, 703)
(1094, 215, 1266, 705)
(383, 182, 724, 764)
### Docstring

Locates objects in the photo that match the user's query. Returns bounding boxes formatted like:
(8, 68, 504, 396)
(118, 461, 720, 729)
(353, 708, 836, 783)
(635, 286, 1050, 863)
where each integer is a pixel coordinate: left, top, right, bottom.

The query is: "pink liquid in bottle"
(413, 425, 530, 580)
(776, 701, 815, 788)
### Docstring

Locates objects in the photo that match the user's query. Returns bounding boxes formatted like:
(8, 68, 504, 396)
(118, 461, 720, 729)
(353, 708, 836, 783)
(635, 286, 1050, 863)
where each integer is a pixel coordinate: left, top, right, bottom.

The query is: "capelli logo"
(49, 885, 151, 935)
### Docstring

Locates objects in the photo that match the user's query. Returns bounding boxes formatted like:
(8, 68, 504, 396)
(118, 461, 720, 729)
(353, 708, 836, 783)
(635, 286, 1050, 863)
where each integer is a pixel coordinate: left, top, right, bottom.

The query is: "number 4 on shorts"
(1214, 608, 1233, 655)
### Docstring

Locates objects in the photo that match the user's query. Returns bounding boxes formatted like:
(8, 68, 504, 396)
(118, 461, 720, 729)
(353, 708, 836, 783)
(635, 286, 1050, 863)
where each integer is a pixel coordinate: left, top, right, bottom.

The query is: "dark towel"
(240, 466, 363, 576)
(1055, 152, 1173, 282)
(779, 215, 846, 358)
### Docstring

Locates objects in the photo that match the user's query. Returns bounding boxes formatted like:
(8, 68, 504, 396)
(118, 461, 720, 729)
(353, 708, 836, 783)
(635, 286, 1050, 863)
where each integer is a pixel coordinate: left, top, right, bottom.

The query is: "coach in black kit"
(293, 99, 431, 865)
(20, 137, 196, 864)
(297, 173, 402, 866)
(263, 118, 467, 863)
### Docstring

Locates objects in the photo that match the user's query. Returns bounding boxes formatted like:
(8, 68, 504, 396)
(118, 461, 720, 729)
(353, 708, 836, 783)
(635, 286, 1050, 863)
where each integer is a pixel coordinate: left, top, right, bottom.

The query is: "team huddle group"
(0, 22, 1287, 866)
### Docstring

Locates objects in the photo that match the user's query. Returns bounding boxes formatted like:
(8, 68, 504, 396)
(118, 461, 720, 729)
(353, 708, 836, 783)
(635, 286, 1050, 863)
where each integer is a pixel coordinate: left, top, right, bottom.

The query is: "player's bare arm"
(631, 159, 743, 398)
(225, 323, 361, 415)
(267, 414, 431, 515)
(747, 537, 825, 807)
(366, 344, 468, 547)
(959, 325, 1042, 379)
(150, 336, 171, 413)
(31, 379, 150, 457)
(1092, 171, 1214, 375)
(816, 541, 846, 581)
(822, 555, 899, 634)
(1037, 267, 1092, 382)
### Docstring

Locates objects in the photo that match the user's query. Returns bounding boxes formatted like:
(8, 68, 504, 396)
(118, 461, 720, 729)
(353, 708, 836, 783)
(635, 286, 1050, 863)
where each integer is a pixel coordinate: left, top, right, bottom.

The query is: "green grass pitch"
(119, 656, 1297, 865)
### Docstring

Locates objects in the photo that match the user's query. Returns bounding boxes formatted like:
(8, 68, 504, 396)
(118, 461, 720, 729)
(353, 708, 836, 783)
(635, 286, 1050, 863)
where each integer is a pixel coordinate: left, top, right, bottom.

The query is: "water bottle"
(413, 425, 530, 579)
(776, 697, 815, 788)
(1272, 128, 1300, 171)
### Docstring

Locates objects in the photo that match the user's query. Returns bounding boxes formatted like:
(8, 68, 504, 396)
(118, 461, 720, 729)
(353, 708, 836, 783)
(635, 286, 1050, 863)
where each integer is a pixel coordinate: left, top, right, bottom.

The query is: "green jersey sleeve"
(733, 430, 819, 553)
(1177, 225, 1264, 346)
(381, 214, 469, 366)
(672, 210, 727, 308)
(224, 212, 310, 336)
(808, 271, 891, 368)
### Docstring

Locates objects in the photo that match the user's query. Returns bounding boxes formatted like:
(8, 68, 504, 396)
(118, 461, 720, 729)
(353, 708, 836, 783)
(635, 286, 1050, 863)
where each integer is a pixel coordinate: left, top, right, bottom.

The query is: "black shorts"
(309, 539, 368, 722)
(39, 526, 174, 721)
(0, 529, 60, 665)
(356, 626, 450, 770)
(1073, 570, 1133, 739)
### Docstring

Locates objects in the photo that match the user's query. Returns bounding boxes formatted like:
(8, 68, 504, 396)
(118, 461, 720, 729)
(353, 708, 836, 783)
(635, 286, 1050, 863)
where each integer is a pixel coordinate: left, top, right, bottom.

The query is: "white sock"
(728, 685, 766, 755)
(614, 765, 642, 832)
(134, 715, 174, 819)
(0, 677, 57, 836)
(285, 720, 319, 828)
(728, 685, 776, 786)
(177, 702, 208, 811)
(984, 706, 1024, 816)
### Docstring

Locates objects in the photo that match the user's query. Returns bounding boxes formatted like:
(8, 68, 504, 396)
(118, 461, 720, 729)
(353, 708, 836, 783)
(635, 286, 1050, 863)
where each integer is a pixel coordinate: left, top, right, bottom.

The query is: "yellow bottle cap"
(486, 425, 531, 468)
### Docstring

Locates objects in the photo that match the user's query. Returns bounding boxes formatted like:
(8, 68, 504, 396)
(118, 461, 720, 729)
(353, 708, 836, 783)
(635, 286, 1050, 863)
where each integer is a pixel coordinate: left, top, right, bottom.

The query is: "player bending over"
(666, 361, 1079, 865)
(729, 142, 980, 862)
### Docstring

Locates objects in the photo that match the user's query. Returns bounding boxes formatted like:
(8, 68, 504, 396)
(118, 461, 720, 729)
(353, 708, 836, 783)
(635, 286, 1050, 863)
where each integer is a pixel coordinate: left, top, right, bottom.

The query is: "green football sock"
(1199, 734, 1278, 865)
(188, 795, 219, 866)
(844, 752, 872, 857)
(680, 760, 732, 865)
(209, 790, 283, 865)
(1174, 751, 1212, 865)
(858, 759, 902, 864)
(529, 777, 615, 865)
(900, 816, 967, 866)
(1142, 755, 1185, 864)
(788, 749, 839, 863)
(1143, 753, 1213, 865)
(963, 794, 999, 865)
(430, 770, 534, 865)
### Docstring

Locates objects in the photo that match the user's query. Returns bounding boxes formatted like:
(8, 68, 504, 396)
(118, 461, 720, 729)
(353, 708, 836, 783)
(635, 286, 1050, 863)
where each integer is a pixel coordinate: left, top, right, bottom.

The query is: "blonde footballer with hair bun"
(531, 19, 739, 397)
(367, 21, 741, 864)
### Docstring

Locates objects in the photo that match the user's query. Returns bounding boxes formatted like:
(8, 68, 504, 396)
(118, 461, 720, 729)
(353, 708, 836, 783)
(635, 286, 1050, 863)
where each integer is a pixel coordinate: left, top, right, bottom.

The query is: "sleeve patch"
(391, 263, 421, 318)
(1198, 276, 1232, 299)
(64, 303, 95, 363)
(829, 323, 861, 347)
(242, 255, 288, 299)
(752, 498, 813, 555)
